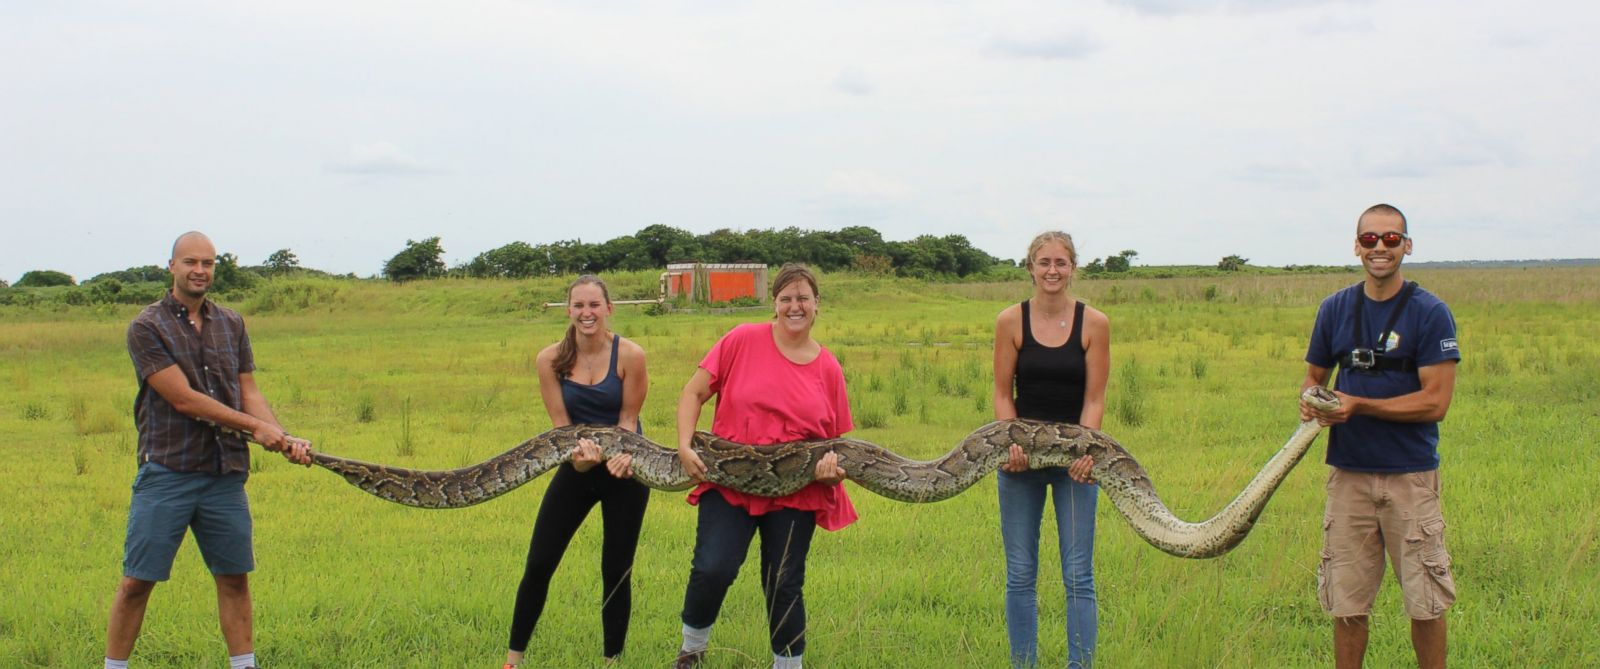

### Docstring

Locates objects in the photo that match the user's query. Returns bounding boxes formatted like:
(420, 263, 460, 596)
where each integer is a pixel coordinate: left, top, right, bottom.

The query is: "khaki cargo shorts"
(1317, 467, 1457, 620)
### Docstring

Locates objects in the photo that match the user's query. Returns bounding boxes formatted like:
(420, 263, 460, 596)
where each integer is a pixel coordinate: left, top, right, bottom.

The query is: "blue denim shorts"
(123, 461, 253, 581)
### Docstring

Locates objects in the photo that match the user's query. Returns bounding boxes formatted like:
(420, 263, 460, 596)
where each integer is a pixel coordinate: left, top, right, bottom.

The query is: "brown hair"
(1359, 203, 1408, 233)
(553, 275, 611, 380)
(769, 264, 820, 320)
(771, 263, 819, 299)
(1025, 231, 1078, 283)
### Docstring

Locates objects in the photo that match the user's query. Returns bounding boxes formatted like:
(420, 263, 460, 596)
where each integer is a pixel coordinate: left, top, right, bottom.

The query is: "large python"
(304, 387, 1339, 559)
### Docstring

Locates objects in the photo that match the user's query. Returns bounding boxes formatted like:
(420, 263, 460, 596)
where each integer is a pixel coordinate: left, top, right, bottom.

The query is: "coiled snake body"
(310, 387, 1339, 559)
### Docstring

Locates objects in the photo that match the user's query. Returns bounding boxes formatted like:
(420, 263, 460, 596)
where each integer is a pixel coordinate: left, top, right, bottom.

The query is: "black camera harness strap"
(1343, 280, 1419, 374)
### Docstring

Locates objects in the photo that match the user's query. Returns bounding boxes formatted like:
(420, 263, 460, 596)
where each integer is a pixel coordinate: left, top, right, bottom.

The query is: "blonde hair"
(1025, 231, 1078, 269)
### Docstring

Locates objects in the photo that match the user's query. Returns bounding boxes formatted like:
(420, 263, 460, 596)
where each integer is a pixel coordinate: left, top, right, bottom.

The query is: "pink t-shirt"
(686, 322, 858, 531)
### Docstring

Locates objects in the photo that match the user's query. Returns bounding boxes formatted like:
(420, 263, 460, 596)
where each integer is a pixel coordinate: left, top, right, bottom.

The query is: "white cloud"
(1110, 0, 1357, 16)
(832, 68, 875, 96)
(823, 170, 910, 199)
(1238, 163, 1321, 190)
(802, 170, 912, 225)
(1349, 113, 1517, 179)
(1299, 11, 1375, 35)
(983, 31, 1099, 60)
(327, 142, 439, 176)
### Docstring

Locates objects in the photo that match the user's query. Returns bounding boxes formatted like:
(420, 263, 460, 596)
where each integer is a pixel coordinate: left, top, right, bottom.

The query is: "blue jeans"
(999, 467, 1097, 669)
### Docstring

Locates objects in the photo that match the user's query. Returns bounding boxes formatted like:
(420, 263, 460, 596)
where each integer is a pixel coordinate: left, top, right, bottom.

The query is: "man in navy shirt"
(1301, 204, 1460, 669)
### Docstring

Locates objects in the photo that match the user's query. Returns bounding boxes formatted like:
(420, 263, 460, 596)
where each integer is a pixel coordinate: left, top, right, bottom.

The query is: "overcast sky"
(4, 0, 1597, 282)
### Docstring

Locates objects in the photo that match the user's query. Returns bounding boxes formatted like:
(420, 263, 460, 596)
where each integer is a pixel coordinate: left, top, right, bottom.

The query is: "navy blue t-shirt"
(1305, 282, 1461, 472)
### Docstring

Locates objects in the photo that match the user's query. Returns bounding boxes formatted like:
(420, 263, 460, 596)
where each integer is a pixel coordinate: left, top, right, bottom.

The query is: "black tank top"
(1014, 300, 1087, 424)
(559, 334, 642, 433)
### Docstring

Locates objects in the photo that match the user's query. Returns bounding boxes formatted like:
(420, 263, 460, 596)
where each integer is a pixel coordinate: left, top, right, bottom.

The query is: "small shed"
(663, 263, 769, 304)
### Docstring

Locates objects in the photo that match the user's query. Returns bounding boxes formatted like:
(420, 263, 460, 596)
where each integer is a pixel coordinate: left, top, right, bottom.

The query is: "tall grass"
(1115, 357, 1146, 427)
(355, 394, 376, 423)
(397, 396, 416, 457)
(1, 267, 1596, 667)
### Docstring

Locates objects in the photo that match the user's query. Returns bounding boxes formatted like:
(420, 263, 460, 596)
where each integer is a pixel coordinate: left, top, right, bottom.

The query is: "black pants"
(507, 463, 650, 658)
(680, 489, 817, 657)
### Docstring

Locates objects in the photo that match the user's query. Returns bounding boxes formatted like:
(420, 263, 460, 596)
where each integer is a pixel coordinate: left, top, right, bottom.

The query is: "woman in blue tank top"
(991, 232, 1112, 668)
(503, 275, 650, 668)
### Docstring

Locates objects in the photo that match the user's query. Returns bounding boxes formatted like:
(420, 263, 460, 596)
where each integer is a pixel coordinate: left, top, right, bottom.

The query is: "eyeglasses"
(1357, 231, 1409, 249)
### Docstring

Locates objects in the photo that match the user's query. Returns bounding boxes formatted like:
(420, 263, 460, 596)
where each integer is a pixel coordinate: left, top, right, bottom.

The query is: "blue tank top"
(560, 334, 642, 433)
(1014, 300, 1087, 424)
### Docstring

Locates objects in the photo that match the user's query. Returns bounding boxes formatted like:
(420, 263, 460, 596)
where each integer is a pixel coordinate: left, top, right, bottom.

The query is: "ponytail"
(553, 323, 580, 380)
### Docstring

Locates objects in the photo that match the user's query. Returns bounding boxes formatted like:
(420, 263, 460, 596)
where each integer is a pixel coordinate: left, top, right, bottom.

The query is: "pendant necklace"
(1036, 301, 1068, 328)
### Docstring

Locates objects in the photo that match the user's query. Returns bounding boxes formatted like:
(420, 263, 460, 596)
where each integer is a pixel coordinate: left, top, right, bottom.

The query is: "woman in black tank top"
(991, 232, 1112, 669)
(504, 276, 651, 668)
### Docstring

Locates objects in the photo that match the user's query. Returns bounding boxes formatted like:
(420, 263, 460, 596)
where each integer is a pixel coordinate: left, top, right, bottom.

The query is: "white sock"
(104, 659, 129, 669)
(681, 623, 712, 652)
(773, 652, 803, 669)
(228, 652, 256, 669)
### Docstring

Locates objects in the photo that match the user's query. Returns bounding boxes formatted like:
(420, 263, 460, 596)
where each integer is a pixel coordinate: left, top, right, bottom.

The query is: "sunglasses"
(1357, 231, 1409, 249)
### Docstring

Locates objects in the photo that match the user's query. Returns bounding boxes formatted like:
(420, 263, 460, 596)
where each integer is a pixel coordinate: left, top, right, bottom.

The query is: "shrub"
(851, 253, 894, 275)
(0, 288, 39, 306)
(244, 279, 343, 313)
(116, 282, 167, 305)
(264, 249, 300, 273)
(16, 270, 74, 287)
(61, 288, 91, 306)
(1115, 357, 1146, 427)
(89, 278, 123, 304)
(87, 265, 166, 284)
(212, 253, 259, 293)
(384, 238, 447, 282)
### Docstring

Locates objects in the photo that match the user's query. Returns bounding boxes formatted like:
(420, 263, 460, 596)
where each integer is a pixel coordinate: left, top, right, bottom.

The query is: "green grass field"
(2, 268, 1596, 668)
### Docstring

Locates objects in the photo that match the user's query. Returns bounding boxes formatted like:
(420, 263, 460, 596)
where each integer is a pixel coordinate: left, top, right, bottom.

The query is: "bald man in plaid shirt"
(104, 232, 312, 669)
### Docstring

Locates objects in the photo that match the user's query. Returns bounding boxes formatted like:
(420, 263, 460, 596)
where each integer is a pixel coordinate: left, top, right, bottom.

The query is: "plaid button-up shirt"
(127, 291, 256, 474)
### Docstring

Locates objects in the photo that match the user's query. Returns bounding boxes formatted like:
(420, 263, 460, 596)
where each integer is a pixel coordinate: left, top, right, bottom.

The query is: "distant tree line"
(1082, 249, 1141, 276)
(384, 225, 1004, 282)
(2, 225, 1008, 305)
(0, 248, 344, 307)
(7, 224, 1365, 309)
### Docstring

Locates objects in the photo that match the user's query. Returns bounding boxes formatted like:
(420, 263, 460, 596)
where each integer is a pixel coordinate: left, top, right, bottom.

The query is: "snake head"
(1301, 385, 1340, 412)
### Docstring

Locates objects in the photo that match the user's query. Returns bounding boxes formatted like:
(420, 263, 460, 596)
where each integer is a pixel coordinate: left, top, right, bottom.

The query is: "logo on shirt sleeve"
(1440, 338, 1459, 353)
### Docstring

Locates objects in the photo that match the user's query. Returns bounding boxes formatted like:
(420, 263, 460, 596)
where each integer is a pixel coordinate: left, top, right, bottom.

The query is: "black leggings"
(507, 462, 650, 658)
(680, 489, 817, 657)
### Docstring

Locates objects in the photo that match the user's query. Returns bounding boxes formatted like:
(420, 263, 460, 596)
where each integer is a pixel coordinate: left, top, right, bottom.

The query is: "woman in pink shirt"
(672, 264, 853, 669)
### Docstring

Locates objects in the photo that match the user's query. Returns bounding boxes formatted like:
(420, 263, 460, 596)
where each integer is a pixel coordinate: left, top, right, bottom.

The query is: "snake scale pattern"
(310, 387, 1340, 559)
